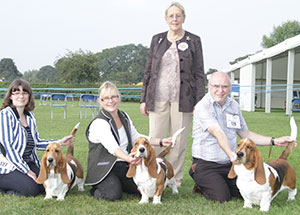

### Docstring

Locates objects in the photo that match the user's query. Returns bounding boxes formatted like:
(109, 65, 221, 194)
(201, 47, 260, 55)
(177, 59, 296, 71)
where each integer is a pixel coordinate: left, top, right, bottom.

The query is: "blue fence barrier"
(0, 87, 142, 100)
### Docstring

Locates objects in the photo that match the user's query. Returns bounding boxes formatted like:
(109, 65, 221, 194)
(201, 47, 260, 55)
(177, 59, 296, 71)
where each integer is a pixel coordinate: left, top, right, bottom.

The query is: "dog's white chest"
(133, 163, 159, 197)
(44, 165, 73, 198)
(234, 164, 273, 205)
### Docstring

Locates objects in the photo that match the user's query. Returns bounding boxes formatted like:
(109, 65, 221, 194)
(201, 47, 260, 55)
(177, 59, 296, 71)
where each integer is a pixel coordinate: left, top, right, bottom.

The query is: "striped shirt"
(192, 93, 248, 164)
(0, 106, 57, 174)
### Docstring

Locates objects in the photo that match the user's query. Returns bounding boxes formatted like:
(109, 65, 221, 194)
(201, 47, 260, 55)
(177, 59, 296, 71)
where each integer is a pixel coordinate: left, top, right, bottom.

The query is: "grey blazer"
(141, 31, 206, 113)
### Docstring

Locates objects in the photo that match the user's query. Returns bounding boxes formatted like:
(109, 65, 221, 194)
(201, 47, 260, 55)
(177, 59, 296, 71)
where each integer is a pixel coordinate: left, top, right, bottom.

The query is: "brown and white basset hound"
(228, 138, 297, 212)
(126, 137, 178, 204)
(36, 123, 84, 200)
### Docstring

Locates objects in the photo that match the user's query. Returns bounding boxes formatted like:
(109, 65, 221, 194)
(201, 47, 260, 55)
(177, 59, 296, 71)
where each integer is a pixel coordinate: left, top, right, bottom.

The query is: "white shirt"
(88, 115, 147, 161)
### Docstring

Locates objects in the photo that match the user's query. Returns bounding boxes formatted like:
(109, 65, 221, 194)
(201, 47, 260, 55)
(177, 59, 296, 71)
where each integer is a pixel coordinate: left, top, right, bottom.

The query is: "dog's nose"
(139, 147, 145, 153)
(237, 151, 244, 158)
(48, 157, 54, 163)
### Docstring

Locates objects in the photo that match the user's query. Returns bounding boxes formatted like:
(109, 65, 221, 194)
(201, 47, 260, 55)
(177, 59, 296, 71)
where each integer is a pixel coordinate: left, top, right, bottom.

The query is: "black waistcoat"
(85, 109, 132, 186)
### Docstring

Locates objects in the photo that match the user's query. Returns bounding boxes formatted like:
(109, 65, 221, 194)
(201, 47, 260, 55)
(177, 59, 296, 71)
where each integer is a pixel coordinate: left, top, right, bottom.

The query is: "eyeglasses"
(166, 14, 183, 20)
(210, 84, 230, 90)
(101, 95, 119, 102)
(12, 91, 29, 97)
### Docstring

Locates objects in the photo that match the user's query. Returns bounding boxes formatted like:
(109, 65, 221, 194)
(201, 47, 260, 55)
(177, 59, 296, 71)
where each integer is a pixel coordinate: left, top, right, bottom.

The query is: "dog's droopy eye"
(247, 145, 252, 149)
(46, 149, 50, 152)
(55, 149, 59, 153)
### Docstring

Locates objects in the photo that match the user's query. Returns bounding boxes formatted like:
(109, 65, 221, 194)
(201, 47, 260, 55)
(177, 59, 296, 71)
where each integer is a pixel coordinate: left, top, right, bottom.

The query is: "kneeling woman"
(85, 81, 172, 201)
(0, 79, 73, 197)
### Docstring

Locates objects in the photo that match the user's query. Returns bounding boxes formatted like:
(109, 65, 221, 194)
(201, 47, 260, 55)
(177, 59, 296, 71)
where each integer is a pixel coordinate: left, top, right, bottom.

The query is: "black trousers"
(91, 161, 139, 201)
(0, 162, 44, 196)
(189, 158, 242, 202)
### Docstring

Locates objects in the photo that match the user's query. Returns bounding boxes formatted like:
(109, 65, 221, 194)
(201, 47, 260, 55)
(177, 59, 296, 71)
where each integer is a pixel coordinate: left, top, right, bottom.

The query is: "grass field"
(1, 100, 300, 215)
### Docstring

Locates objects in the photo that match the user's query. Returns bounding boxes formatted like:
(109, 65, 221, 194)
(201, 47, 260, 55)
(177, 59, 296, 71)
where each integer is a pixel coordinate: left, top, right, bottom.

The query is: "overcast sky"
(1, 0, 300, 73)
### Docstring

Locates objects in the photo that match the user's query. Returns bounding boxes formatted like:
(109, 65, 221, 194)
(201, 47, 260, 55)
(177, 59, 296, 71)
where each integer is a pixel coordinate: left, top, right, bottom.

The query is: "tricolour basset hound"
(126, 137, 178, 204)
(228, 138, 297, 212)
(36, 123, 84, 200)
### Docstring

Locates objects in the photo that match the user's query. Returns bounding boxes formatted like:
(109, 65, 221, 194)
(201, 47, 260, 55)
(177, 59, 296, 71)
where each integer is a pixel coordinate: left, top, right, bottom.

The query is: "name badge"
(226, 114, 241, 129)
(0, 154, 13, 169)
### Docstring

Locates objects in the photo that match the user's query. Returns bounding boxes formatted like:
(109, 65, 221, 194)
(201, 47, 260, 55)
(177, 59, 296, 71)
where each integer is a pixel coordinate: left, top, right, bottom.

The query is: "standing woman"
(140, 2, 206, 187)
(85, 81, 173, 201)
(0, 79, 73, 196)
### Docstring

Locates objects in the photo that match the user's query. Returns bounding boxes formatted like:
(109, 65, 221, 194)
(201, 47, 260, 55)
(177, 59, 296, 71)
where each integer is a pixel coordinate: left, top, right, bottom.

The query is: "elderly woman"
(0, 79, 73, 196)
(85, 81, 173, 201)
(140, 2, 206, 187)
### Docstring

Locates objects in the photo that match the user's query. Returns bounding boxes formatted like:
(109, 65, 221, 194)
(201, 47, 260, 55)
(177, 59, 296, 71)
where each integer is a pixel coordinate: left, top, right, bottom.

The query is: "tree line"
(1, 20, 300, 84)
(0, 44, 148, 85)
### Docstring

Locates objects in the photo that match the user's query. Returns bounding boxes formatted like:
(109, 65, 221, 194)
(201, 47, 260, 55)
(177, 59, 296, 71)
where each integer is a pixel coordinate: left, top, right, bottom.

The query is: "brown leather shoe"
(193, 183, 202, 194)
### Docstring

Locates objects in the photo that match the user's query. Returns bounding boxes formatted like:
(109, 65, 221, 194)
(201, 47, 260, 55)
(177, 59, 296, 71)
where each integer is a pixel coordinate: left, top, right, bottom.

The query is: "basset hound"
(36, 123, 84, 200)
(228, 138, 297, 212)
(126, 137, 178, 204)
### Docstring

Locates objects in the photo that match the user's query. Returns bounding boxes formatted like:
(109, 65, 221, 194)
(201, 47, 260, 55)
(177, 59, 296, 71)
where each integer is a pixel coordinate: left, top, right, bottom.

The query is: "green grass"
(1, 101, 300, 215)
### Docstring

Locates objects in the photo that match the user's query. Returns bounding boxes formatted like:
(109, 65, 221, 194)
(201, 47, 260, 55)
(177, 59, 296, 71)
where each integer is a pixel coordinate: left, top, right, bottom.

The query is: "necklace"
(168, 30, 185, 43)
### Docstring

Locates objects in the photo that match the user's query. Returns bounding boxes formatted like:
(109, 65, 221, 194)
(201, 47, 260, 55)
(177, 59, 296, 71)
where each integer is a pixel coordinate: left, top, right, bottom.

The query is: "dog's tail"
(157, 145, 172, 159)
(279, 142, 295, 160)
(67, 122, 80, 156)
(279, 117, 297, 160)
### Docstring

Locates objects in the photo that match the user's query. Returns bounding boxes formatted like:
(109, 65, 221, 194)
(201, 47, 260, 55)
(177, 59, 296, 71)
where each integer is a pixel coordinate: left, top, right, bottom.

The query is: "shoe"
(90, 187, 96, 196)
(192, 183, 202, 194)
(6, 190, 22, 196)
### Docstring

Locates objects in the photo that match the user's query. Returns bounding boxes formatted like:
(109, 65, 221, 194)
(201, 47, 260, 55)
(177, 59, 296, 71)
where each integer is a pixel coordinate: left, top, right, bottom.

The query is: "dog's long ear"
(36, 154, 48, 184)
(228, 164, 236, 179)
(59, 154, 71, 184)
(126, 164, 136, 178)
(146, 146, 159, 178)
(254, 150, 266, 185)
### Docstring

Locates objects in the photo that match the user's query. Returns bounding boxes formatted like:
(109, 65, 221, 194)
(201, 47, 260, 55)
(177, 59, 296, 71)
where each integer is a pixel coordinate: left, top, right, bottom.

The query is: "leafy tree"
(96, 44, 148, 84)
(262, 20, 300, 48)
(23, 66, 57, 83)
(23, 69, 39, 82)
(55, 50, 100, 84)
(0, 58, 22, 82)
(36, 65, 57, 82)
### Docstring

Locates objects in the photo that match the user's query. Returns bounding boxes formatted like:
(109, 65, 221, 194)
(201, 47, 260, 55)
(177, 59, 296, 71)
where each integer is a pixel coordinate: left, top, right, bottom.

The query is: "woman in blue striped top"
(0, 79, 73, 197)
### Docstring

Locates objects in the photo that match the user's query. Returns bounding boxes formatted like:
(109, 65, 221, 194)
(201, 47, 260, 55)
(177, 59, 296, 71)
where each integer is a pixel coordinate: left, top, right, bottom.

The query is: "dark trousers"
(91, 161, 139, 201)
(189, 158, 242, 202)
(0, 162, 44, 196)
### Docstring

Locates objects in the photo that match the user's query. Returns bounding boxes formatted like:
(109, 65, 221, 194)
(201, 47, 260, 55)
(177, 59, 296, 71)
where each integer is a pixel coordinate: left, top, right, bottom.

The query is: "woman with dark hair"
(0, 78, 73, 196)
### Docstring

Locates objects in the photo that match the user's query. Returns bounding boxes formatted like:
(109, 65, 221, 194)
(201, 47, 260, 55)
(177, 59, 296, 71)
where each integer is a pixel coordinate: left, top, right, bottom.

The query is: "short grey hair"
(165, 2, 186, 18)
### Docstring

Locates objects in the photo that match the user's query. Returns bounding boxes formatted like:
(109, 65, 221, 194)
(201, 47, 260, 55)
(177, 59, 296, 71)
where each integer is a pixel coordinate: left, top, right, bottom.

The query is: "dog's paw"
(260, 206, 270, 212)
(44, 195, 53, 200)
(287, 196, 295, 201)
(153, 195, 162, 204)
(243, 202, 252, 209)
(139, 196, 149, 204)
(138, 199, 149, 204)
(57, 196, 65, 201)
(78, 186, 85, 192)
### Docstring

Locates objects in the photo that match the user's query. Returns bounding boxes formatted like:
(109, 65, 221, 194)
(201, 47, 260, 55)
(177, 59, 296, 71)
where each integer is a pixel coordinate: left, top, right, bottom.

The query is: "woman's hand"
(161, 137, 173, 147)
(27, 170, 37, 182)
(128, 152, 142, 165)
(140, 102, 149, 116)
(59, 135, 74, 146)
